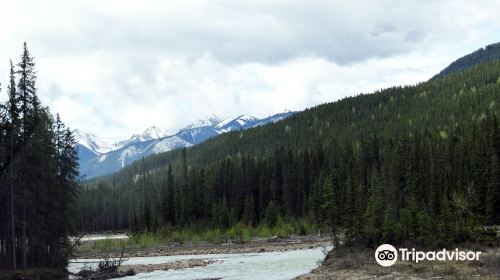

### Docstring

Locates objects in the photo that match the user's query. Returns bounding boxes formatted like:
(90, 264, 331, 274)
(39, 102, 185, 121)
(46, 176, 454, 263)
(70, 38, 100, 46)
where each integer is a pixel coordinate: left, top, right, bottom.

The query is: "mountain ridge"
(76, 111, 295, 179)
(433, 41, 500, 79)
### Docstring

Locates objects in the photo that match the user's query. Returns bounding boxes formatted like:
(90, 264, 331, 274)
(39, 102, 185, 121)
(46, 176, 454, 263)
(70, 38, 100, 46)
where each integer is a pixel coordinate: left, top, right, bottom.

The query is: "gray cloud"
(1, 0, 471, 64)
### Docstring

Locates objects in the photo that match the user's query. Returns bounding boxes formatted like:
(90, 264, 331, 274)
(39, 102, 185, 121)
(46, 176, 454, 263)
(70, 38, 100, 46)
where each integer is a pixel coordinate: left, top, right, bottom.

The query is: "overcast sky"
(1, 0, 499, 140)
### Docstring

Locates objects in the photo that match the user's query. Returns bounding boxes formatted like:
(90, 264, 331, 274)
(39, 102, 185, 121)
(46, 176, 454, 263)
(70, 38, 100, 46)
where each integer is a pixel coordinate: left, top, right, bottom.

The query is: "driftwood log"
(75, 245, 135, 280)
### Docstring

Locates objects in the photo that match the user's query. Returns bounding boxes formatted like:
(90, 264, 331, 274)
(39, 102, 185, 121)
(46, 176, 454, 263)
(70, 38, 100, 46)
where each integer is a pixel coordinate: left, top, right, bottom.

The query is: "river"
(69, 246, 331, 279)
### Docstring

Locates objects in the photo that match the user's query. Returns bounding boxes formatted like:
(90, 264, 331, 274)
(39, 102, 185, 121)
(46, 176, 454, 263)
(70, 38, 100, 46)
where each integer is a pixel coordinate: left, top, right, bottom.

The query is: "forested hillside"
(79, 60, 500, 247)
(433, 42, 500, 79)
(0, 44, 79, 271)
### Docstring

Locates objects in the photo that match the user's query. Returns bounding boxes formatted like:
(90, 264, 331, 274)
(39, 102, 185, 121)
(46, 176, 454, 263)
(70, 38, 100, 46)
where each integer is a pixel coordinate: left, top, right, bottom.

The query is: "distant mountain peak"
(185, 114, 222, 130)
(129, 126, 169, 142)
(212, 114, 258, 132)
(206, 113, 221, 124)
(236, 114, 257, 120)
(74, 130, 117, 154)
(75, 126, 169, 155)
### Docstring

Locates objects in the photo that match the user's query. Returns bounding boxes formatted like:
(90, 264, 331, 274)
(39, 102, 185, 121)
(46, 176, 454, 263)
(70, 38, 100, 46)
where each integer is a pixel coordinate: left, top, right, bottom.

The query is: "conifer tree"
(0, 43, 79, 270)
(7, 61, 20, 269)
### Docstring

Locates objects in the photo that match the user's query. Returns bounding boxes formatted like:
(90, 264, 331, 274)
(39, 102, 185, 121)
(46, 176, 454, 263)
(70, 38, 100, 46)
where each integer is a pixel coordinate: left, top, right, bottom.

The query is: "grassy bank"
(77, 219, 320, 252)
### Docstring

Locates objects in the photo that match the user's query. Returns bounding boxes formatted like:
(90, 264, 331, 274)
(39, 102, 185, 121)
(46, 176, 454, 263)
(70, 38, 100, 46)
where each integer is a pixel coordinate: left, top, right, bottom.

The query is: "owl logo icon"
(375, 244, 398, 266)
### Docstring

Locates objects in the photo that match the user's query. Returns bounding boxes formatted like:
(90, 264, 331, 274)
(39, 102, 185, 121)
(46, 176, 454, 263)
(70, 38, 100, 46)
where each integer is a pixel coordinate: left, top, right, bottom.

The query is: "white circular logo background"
(375, 244, 398, 266)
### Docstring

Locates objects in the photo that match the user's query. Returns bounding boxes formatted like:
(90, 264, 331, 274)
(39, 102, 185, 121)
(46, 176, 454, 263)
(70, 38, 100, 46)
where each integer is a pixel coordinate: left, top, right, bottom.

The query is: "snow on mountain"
(130, 126, 169, 142)
(77, 111, 295, 179)
(184, 114, 221, 130)
(76, 126, 169, 155)
(250, 110, 295, 128)
(150, 136, 193, 155)
(74, 130, 117, 154)
(176, 126, 219, 144)
(215, 114, 259, 132)
(115, 126, 169, 147)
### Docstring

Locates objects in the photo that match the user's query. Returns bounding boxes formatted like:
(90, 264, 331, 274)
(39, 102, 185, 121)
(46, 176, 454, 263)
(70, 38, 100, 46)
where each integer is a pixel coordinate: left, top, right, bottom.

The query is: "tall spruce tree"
(0, 43, 79, 271)
(7, 60, 20, 270)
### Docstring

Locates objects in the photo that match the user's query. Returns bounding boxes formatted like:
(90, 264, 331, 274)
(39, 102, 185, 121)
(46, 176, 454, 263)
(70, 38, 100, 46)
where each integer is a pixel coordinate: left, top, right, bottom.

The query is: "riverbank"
(295, 244, 500, 280)
(74, 234, 331, 259)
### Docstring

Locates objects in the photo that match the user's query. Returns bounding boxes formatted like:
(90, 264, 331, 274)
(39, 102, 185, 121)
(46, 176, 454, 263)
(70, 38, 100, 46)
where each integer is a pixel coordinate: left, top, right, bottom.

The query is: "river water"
(69, 246, 331, 280)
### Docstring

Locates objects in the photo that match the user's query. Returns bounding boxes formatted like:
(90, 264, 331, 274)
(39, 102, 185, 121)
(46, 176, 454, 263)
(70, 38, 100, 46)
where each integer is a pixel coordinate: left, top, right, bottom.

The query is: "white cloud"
(0, 0, 499, 139)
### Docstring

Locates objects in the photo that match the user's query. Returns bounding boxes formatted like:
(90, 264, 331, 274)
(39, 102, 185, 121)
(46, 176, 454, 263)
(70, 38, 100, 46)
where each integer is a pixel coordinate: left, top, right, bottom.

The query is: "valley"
(74, 44, 500, 279)
(1, 8, 500, 279)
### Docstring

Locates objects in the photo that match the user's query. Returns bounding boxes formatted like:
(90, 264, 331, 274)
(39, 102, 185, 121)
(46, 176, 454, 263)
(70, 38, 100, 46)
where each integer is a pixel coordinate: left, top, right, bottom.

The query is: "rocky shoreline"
(118, 259, 216, 274)
(75, 235, 332, 259)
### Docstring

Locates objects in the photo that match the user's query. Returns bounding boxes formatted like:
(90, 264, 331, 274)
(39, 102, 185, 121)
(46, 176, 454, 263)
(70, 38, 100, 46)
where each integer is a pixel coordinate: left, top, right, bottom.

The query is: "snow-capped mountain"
(113, 126, 170, 148)
(184, 114, 221, 130)
(250, 110, 295, 127)
(76, 111, 295, 179)
(215, 115, 258, 132)
(74, 131, 116, 154)
(129, 126, 169, 142)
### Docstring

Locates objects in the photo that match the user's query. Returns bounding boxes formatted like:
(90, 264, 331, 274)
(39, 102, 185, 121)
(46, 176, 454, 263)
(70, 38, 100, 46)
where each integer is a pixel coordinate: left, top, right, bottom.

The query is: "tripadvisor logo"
(375, 244, 398, 266)
(375, 244, 482, 267)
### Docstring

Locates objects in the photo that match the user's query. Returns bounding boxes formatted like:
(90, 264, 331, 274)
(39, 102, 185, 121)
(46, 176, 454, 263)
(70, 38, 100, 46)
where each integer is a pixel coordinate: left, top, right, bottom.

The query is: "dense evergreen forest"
(0, 44, 79, 270)
(79, 60, 500, 248)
